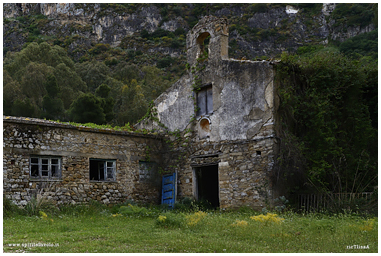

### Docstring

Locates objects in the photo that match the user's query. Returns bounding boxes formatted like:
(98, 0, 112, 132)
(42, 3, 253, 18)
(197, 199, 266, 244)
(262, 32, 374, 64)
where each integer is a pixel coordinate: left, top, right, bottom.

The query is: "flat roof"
(3, 116, 163, 139)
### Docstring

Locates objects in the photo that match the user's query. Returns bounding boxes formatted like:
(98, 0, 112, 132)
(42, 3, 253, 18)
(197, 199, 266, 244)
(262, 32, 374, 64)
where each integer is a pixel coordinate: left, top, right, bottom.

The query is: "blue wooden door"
(161, 173, 176, 208)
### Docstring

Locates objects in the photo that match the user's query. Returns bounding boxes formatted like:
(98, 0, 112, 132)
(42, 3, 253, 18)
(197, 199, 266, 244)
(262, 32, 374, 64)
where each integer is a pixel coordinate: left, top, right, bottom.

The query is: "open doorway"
(194, 164, 219, 208)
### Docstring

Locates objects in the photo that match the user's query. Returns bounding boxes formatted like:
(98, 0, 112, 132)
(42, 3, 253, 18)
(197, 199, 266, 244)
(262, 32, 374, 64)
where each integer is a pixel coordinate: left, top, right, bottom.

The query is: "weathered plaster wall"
(3, 116, 164, 206)
(202, 59, 276, 142)
(137, 16, 279, 209)
(138, 50, 277, 142)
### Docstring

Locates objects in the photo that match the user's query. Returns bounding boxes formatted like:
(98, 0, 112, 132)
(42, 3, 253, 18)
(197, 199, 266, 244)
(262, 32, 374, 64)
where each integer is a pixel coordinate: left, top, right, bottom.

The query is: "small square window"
(30, 156, 61, 179)
(90, 159, 116, 181)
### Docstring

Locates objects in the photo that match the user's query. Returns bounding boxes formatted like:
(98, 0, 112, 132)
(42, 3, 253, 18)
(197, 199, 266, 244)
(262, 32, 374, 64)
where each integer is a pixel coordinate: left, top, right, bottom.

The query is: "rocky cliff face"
(3, 3, 376, 60)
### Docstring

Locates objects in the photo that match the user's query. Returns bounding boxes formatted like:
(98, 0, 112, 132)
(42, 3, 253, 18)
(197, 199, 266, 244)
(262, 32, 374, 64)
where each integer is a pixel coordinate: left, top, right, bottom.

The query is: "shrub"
(170, 39, 182, 49)
(174, 27, 185, 36)
(89, 43, 110, 55)
(157, 57, 174, 68)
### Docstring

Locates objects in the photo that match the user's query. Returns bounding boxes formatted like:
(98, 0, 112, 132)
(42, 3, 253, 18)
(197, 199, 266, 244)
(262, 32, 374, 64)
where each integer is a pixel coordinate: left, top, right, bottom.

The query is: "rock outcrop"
(3, 3, 376, 59)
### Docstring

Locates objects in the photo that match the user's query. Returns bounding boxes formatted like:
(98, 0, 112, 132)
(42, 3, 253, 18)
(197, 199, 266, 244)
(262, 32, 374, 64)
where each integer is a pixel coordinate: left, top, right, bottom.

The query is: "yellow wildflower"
(186, 211, 207, 226)
(231, 220, 248, 227)
(39, 211, 48, 219)
(157, 215, 167, 223)
(250, 213, 284, 225)
(359, 218, 377, 232)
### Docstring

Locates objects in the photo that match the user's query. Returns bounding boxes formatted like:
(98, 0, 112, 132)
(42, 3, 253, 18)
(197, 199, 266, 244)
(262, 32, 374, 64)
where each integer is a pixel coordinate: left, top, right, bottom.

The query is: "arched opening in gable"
(196, 32, 211, 61)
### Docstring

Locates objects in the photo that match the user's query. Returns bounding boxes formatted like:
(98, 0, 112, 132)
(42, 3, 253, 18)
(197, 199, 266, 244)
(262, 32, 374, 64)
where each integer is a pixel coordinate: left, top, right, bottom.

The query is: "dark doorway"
(195, 164, 219, 208)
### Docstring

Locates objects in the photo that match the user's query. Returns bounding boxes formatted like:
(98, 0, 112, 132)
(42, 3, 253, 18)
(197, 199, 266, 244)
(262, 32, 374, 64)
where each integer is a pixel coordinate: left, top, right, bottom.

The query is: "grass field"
(3, 202, 378, 253)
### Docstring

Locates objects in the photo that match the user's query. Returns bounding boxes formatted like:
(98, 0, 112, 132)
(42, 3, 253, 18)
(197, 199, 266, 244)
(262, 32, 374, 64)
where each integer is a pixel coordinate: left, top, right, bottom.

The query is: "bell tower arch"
(186, 16, 229, 66)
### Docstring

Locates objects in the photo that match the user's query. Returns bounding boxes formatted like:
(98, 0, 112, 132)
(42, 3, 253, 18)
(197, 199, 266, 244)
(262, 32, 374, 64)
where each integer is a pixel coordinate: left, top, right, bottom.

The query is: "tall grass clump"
(24, 194, 58, 216)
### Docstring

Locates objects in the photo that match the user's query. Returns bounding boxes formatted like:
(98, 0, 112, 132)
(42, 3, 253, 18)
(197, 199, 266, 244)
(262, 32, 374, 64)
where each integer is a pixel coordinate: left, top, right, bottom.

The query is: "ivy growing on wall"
(274, 50, 377, 196)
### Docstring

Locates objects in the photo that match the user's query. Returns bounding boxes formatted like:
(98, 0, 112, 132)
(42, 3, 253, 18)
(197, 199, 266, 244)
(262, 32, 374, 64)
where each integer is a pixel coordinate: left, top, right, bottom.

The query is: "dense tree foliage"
(3, 42, 176, 125)
(68, 93, 106, 124)
(339, 29, 378, 61)
(275, 50, 377, 196)
(41, 74, 64, 120)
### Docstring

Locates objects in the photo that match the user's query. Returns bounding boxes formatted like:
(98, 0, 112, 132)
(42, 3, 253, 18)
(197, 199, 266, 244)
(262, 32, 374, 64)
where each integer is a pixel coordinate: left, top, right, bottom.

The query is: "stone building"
(136, 16, 279, 209)
(3, 116, 164, 206)
(3, 16, 279, 209)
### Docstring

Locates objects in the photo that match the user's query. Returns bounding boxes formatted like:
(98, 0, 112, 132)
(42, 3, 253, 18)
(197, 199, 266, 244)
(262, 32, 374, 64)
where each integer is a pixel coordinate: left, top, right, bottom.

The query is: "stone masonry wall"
(168, 134, 277, 210)
(3, 116, 164, 206)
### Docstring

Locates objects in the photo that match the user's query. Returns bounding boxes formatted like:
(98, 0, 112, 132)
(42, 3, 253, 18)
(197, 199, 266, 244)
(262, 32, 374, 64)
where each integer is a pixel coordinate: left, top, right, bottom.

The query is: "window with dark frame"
(197, 85, 213, 117)
(139, 161, 157, 183)
(89, 159, 116, 181)
(30, 156, 61, 179)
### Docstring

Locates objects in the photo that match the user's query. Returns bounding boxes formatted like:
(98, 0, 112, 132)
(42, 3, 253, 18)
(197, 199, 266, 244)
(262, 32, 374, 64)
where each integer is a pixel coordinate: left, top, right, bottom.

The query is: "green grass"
(3, 207, 378, 253)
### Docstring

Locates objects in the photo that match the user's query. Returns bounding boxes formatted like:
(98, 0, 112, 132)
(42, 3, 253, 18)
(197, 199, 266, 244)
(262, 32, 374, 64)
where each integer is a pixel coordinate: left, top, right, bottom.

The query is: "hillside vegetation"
(3, 3, 377, 126)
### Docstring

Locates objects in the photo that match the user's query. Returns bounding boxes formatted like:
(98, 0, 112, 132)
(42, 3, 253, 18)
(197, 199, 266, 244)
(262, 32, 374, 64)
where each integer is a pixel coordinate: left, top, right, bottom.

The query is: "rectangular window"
(139, 161, 157, 183)
(197, 85, 213, 116)
(90, 159, 116, 181)
(30, 156, 61, 179)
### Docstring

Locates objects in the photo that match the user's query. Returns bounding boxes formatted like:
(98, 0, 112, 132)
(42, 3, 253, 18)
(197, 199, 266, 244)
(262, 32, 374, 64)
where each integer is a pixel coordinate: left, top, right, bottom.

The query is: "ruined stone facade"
(3, 116, 164, 206)
(137, 16, 279, 209)
(3, 16, 279, 209)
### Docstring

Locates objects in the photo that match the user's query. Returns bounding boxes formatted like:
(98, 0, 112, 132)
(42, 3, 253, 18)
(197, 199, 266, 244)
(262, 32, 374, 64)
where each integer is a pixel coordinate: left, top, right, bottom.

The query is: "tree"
(95, 84, 115, 123)
(3, 42, 86, 119)
(12, 98, 35, 117)
(20, 62, 53, 113)
(3, 70, 22, 115)
(141, 65, 171, 102)
(112, 62, 139, 84)
(41, 74, 64, 120)
(68, 93, 106, 124)
(42, 95, 64, 120)
(54, 63, 87, 109)
(75, 61, 109, 92)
